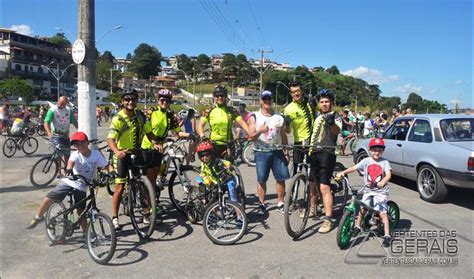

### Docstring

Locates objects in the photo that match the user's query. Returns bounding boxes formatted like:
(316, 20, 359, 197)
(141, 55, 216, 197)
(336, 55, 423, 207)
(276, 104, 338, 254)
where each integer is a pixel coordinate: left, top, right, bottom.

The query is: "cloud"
(395, 84, 423, 94)
(450, 99, 461, 104)
(454, 80, 464, 84)
(342, 66, 399, 85)
(9, 24, 33, 36)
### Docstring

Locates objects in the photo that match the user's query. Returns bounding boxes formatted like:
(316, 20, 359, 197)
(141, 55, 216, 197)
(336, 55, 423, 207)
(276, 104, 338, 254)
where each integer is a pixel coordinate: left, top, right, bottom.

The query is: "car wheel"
(354, 151, 368, 176)
(417, 165, 448, 202)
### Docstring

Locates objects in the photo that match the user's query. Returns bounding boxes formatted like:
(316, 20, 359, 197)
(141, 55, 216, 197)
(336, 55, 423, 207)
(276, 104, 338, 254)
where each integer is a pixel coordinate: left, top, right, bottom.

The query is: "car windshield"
(440, 118, 473, 142)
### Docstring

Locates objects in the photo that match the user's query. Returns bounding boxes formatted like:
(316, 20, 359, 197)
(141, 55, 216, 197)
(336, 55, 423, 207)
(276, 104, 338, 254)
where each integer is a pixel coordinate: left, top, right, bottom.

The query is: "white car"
(353, 114, 474, 202)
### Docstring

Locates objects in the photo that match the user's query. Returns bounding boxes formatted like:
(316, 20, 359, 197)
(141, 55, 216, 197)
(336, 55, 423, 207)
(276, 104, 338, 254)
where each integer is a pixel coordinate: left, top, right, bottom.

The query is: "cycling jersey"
(283, 100, 316, 142)
(310, 112, 338, 149)
(142, 109, 180, 149)
(108, 110, 150, 151)
(201, 105, 242, 144)
(44, 105, 75, 138)
(200, 159, 233, 185)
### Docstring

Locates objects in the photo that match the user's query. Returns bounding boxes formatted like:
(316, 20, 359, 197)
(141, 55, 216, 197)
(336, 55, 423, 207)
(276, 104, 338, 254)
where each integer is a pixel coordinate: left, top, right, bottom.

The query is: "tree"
(195, 54, 211, 72)
(0, 77, 33, 103)
(126, 53, 132, 60)
(405, 92, 424, 112)
(130, 43, 162, 79)
(48, 33, 71, 48)
(176, 54, 193, 79)
(326, 65, 340, 75)
(96, 60, 112, 90)
(100, 51, 115, 64)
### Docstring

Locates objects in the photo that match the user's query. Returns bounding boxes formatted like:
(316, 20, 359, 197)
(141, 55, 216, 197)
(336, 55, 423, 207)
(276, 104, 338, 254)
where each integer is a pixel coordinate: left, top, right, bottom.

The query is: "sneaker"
(256, 204, 267, 216)
(318, 219, 333, 234)
(276, 203, 284, 214)
(112, 217, 120, 230)
(143, 215, 150, 225)
(27, 216, 44, 229)
(299, 207, 316, 219)
(383, 235, 392, 247)
(352, 226, 361, 236)
(235, 219, 243, 229)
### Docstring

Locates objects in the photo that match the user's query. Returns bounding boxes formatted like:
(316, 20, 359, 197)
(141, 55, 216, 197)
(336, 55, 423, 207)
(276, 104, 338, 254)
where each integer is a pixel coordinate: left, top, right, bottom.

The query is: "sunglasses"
(198, 151, 212, 157)
(159, 98, 171, 103)
(123, 97, 137, 103)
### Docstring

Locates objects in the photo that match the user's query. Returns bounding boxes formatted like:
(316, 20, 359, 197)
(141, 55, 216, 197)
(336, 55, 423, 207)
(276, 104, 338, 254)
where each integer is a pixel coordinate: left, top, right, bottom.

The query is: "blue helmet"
(316, 89, 334, 101)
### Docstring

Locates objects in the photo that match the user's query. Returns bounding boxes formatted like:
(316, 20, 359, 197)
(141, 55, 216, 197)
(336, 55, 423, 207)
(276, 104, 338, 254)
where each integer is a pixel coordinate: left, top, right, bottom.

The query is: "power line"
(247, 0, 268, 47)
(223, 0, 257, 51)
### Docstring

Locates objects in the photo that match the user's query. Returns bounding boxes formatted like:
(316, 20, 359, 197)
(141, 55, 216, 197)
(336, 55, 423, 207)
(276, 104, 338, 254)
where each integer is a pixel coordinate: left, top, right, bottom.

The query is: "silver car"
(353, 114, 474, 202)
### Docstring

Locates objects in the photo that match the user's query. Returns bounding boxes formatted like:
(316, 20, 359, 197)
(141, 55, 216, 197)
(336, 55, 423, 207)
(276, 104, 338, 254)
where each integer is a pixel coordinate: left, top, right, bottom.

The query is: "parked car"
(353, 114, 474, 202)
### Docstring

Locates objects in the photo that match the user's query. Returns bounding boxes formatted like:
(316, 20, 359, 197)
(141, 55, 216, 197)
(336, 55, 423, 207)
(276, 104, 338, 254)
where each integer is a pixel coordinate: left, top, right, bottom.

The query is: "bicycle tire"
(336, 210, 355, 249)
(379, 201, 400, 234)
(331, 162, 349, 216)
(30, 157, 59, 187)
(128, 176, 156, 239)
(284, 172, 310, 238)
(231, 165, 246, 209)
(45, 202, 67, 244)
(185, 186, 206, 224)
(203, 200, 247, 245)
(2, 138, 17, 158)
(86, 212, 117, 265)
(242, 142, 256, 167)
(22, 136, 39, 155)
(168, 166, 200, 215)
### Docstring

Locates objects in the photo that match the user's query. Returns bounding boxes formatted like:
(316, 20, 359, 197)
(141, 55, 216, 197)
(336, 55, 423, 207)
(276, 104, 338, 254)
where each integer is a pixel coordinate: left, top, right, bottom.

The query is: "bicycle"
(282, 144, 349, 238)
(187, 170, 248, 245)
(120, 150, 157, 240)
(2, 128, 39, 158)
(336, 176, 400, 249)
(44, 174, 117, 265)
(96, 140, 116, 196)
(226, 138, 256, 167)
(29, 140, 70, 187)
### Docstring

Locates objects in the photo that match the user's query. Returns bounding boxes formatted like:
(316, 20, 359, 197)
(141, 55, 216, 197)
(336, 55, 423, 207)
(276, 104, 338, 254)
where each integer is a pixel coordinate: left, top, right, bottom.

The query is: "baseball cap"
(70, 131, 89, 144)
(260, 90, 272, 98)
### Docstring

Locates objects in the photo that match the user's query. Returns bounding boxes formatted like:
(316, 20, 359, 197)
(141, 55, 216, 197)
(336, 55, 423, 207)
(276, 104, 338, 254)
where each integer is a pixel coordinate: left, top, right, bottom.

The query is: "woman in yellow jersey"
(198, 85, 251, 159)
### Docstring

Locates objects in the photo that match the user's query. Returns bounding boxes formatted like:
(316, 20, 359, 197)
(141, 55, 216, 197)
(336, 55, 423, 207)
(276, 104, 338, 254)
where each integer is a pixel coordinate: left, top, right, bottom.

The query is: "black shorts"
(142, 149, 163, 168)
(47, 183, 87, 209)
(114, 150, 163, 184)
(309, 150, 337, 185)
(213, 143, 228, 159)
(292, 142, 309, 176)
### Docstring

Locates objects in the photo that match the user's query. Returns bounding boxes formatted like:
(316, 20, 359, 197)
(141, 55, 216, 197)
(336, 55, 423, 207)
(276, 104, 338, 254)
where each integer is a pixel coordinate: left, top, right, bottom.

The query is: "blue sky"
(1, 0, 472, 108)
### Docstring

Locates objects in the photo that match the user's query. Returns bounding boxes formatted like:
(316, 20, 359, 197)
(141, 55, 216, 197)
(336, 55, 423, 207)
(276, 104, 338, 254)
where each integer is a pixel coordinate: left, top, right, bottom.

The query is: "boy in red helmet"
(336, 138, 393, 247)
(27, 132, 112, 235)
(195, 140, 238, 203)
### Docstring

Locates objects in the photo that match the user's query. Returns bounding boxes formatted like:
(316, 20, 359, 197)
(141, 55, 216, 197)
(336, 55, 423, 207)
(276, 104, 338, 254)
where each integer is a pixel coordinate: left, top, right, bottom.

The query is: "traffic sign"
(72, 39, 86, 64)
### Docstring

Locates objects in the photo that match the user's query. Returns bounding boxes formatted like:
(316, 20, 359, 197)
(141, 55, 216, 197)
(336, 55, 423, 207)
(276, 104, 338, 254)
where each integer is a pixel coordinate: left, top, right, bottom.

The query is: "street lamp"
(41, 62, 76, 99)
(96, 25, 123, 45)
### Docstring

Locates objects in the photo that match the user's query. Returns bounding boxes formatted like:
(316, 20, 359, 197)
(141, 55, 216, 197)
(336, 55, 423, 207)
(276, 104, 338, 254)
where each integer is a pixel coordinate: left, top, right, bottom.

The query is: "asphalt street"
(1, 125, 472, 278)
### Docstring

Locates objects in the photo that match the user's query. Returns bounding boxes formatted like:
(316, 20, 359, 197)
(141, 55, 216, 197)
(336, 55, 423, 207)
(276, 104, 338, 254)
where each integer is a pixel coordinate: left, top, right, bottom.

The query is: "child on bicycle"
(336, 138, 393, 246)
(27, 132, 111, 237)
(195, 140, 238, 204)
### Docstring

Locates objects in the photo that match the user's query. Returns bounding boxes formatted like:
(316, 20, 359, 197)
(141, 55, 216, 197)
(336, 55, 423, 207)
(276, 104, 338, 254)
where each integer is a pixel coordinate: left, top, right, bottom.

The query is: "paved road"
(1, 125, 472, 278)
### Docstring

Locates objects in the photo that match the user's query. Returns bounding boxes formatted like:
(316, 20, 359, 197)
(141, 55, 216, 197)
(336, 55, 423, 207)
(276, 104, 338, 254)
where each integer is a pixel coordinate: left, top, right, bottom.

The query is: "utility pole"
(109, 68, 113, 95)
(77, 0, 97, 141)
(252, 48, 273, 105)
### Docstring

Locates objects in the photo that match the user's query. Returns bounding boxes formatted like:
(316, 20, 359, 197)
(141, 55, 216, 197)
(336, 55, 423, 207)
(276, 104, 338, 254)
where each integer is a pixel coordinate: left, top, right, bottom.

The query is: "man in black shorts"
(308, 89, 340, 233)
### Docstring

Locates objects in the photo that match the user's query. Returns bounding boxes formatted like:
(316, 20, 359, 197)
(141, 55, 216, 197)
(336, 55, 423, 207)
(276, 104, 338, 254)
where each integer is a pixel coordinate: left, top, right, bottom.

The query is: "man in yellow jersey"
(107, 90, 161, 230)
(198, 85, 251, 159)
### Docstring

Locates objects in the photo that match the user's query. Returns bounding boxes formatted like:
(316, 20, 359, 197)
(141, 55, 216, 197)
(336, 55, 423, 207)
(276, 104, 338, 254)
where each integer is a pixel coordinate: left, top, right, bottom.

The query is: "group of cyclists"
(23, 81, 397, 248)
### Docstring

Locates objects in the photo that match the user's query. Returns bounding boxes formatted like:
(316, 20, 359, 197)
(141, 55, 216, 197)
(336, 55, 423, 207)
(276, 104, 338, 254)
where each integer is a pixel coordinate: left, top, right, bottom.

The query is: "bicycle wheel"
(22, 136, 39, 155)
(121, 186, 130, 216)
(2, 138, 17, 158)
(185, 186, 206, 224)
(284, 172, 310, 238)
(231, 165, 246, 209)
(331, 162, 349, 216)
(336, 210, 356, 249)
(203, 200, 247, 245)
(242, 142, 256, 167)
(87, 212, 117, 265)
(379, 201, 400, 234)
(168, 166, 200, 214)
(30, 157, 59, 187)
(128, 176, 156, 239)
(45, 202, 67, 244)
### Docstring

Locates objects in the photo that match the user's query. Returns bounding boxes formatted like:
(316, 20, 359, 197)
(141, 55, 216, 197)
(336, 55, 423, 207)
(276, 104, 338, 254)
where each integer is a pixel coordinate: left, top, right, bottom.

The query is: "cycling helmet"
(212, 85, 228, 96)
(121, 89, 139, 99)
(368, 138, 385, 149)
(157, 88, 173, 98)
(316, 89, 335, 102)
(196, 140, 214, 157)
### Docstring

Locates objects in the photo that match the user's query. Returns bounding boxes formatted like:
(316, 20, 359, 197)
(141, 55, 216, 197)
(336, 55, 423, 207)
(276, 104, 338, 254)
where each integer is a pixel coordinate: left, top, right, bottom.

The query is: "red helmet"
(196, 140, 214, 154)
(368, 138, 385, 149)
